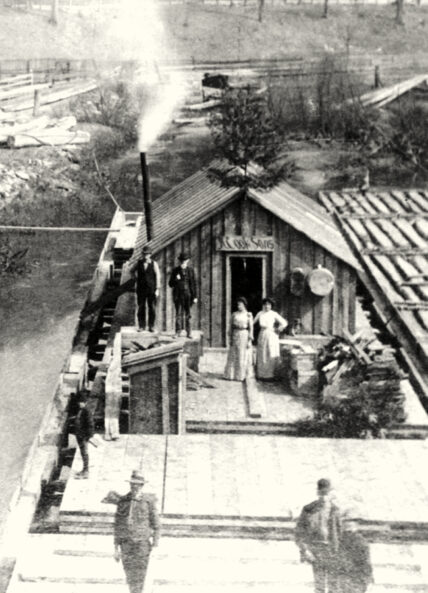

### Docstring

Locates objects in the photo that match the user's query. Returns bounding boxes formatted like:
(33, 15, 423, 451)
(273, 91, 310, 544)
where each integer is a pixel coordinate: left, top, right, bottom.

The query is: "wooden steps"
(7, 535, 428, 593)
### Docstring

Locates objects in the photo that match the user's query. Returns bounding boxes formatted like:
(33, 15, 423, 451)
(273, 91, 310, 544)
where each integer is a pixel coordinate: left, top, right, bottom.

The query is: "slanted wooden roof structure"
(129, 161, 358, 270)
(320, 188, 428, 391)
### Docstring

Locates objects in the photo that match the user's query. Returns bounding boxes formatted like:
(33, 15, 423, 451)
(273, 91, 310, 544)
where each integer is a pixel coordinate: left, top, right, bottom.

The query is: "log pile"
(320, 330, 406, 424)
(0, 114, 90, 148)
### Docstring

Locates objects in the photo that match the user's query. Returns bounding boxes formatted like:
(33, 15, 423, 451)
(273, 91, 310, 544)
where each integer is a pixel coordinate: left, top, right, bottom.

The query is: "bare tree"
(258, 0, 265, 22)
(323, 0, 329, 18)
(395, 0, 404, 25)
(49, 0, 59, 25)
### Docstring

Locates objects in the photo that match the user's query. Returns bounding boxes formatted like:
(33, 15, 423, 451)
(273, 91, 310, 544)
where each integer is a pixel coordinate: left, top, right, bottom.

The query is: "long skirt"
(224, 329, 250, 381)
(256, 328, 280, 379)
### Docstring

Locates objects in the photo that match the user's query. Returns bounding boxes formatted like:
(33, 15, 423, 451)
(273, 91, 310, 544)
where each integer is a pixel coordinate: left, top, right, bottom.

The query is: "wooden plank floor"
(186, 350, 428, 428)
(61, 436, 166, 517)
(8, 534, 428, 593)
(186, 350, 315, 425)
(61, 434, 428, 526)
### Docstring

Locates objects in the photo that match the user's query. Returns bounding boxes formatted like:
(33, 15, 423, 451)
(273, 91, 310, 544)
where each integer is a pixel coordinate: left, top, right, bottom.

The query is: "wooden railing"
(1, 54, 428, 92)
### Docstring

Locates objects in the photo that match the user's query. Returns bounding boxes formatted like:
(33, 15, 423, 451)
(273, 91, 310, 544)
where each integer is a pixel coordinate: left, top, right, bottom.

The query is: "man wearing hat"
(74, 391, 95, 479)
(131, 245, 160, 332)
(114, 470, 160, 593)
(295, 478, 342, 593)
(168, 252, 197, 338)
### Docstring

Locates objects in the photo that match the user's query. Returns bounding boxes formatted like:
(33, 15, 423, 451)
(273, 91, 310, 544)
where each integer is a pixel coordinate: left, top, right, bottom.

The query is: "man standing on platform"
(132, 245, 160, 332)
(168, 252, 197, 338)
(295, 478, 342, 593)
(74, 391, 95, 480)
(114, 470, 160, 593)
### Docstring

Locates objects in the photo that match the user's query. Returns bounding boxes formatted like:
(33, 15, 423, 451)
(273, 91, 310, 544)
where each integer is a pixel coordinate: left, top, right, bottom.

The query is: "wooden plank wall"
(155, 196, 356, 346)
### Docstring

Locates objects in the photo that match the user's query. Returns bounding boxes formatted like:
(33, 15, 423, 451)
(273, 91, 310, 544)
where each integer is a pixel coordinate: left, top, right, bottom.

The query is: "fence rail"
(1, 54, 428, 90)
(2, 0, 428, 8)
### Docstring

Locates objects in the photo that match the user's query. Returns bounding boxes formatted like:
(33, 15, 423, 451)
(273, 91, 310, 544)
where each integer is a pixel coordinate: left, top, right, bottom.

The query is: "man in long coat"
(295, 478, 342, 593)
(114, 470, 160, 593)
(131, 245, 160, 332)
(168, 252, 197, 338)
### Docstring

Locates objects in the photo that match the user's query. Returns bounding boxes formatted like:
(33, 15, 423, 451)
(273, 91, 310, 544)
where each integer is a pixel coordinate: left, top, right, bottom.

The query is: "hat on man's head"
(317, 478, 332, 492)
(178, 252, 190, 261)
(128, 470, 146, 485)
(142, 245, 152, 255)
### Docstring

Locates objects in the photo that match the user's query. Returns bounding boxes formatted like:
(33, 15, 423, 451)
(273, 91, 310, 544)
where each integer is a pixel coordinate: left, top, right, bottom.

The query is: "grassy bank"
(1, 3, 428, 62)
(163, 3, 428, 61)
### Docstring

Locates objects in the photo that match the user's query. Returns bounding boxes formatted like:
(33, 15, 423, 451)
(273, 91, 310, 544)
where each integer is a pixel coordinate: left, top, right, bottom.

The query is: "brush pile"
(320, 329, 406, 424)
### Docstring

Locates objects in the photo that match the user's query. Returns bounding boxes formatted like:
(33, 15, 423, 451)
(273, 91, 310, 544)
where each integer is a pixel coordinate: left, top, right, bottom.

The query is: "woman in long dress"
(224, 297, 254, 381)
(254, 298, 287, 380)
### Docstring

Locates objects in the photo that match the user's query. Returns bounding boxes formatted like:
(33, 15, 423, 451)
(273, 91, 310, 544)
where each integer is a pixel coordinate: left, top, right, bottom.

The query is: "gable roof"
(129, 161, 359, 270)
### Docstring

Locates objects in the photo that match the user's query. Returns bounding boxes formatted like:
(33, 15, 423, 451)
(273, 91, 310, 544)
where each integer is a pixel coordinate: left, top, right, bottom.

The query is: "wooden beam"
(362, 248, 428, 256)
(394, 301, 428, 311)
(0, 225, 118, 232)
(342, 329, 372, 364)
(186, 367, 215, 389)
(343, 213, 428, 220)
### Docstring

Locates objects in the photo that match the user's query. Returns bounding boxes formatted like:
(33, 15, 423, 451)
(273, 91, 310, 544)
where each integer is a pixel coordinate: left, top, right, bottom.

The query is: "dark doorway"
(230, 256, 264, 316)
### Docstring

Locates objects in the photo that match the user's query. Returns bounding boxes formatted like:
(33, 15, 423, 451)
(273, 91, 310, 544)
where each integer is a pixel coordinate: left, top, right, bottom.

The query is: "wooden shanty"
(128, 161, 359, 347)
(320, 188, 428, 394)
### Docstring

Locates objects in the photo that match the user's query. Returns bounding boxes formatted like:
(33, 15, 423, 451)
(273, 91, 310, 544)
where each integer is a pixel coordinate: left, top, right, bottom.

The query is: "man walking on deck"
(75, 391, 94, 479)
(295, 478, 342, 593)
(168, 252, 197, 338)
(114, 470, 160, 593)
(132, 245, 160, 332)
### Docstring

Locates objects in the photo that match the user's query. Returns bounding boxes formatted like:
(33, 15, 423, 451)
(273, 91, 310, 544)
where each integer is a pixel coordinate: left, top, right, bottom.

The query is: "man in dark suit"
(74, 391, 95, 479)
(114, 470, 160, 593)
(168, 252, 197, 338)
(131, 245, 160, 332)
(295, 478, 342, 593)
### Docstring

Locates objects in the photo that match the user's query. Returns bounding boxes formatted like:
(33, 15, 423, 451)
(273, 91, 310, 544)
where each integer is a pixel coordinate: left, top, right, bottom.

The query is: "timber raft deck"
(60, 434, 428, 538)
(185, 349, 428, 436)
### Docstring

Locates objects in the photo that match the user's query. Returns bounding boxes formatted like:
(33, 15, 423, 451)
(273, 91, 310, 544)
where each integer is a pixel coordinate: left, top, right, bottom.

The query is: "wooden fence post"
(33, 89, 41, 117)
(374, 65, 381, 89)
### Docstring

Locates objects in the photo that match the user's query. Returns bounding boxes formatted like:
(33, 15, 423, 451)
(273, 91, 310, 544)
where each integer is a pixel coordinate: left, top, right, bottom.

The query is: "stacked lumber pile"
(0, 77, 98, 113)
(0, 114, 90, 148)
(359, 74, 428, 109)
(320, 330, 406, 424)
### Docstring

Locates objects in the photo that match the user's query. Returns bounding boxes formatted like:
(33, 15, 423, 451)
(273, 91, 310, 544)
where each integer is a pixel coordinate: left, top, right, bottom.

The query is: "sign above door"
(217, 235, 274, 252)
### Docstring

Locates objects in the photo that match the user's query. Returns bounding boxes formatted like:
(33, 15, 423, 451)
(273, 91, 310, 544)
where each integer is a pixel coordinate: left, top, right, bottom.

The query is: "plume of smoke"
(106, 0, 186, 152)
(136, 67, 186, 153)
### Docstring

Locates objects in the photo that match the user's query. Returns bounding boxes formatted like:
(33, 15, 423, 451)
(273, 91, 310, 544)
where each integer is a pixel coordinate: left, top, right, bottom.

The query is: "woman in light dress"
(224, 297, 254, 381)
(254, 298, 287, 380)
